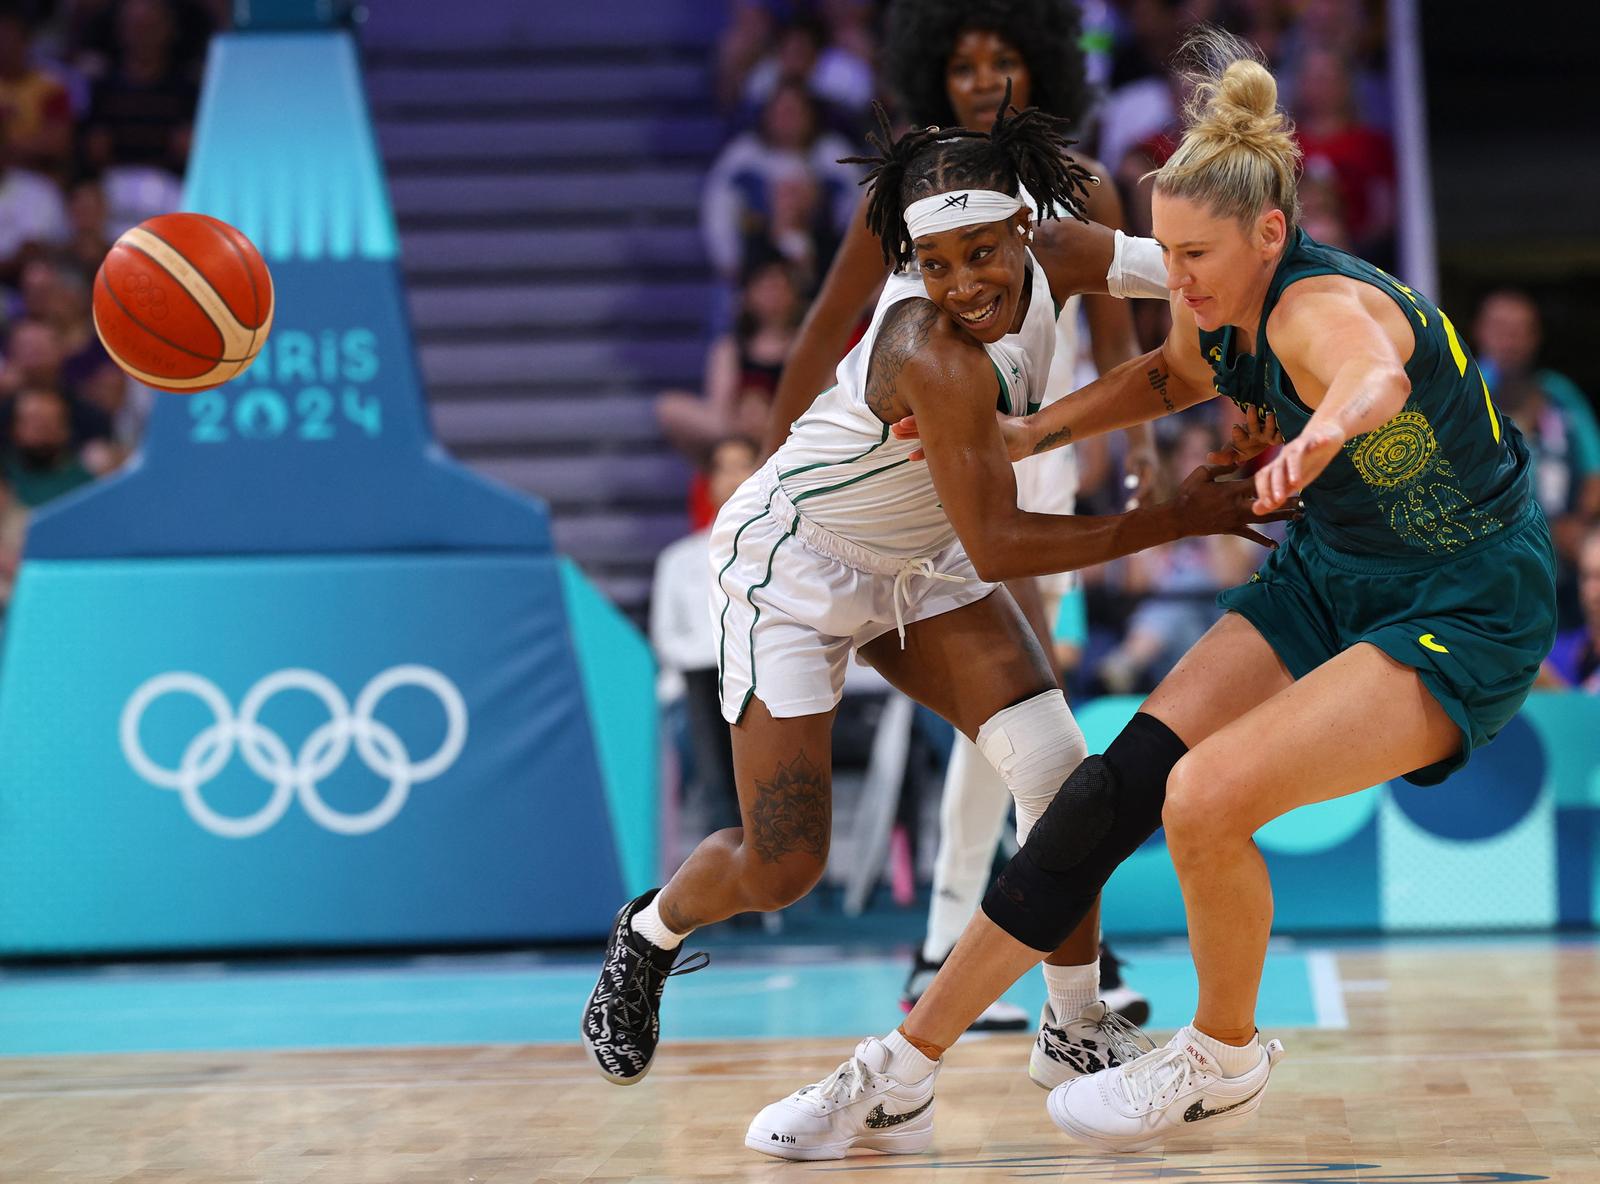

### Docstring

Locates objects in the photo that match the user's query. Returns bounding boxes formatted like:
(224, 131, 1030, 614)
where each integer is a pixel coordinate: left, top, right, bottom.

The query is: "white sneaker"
(1029, 999, 1156, 1089)
(1047, 1026, 1286, 1151)
(746, 1037, 937, 1161)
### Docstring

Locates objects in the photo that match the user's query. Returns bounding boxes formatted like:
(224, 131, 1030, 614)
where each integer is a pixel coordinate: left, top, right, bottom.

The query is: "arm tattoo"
(1033, 426, 1072, 453)
(748, 752, 829, 863)
(1146, 366, 1176, 413)
(864, 299, 940, 423)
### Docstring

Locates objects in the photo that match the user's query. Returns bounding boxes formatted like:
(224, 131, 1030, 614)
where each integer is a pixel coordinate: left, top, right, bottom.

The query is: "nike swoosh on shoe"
(1181, 1081, 1267, 1123)
(864, 1097, 933, 1129)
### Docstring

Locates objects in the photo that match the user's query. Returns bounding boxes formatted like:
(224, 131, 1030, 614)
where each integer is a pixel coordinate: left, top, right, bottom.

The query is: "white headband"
(904, 189, 1023, 241)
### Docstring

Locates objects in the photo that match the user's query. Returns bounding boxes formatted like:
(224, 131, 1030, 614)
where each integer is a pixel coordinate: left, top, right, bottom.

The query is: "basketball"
(92, 212, 275, 394)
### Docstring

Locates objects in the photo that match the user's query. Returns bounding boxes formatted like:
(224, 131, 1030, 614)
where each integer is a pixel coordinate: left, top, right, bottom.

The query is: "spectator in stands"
(739, 12, 874, 121)
(1, 385, 94, 507)
(715, 0, 779, 115)
(0, 4, 73, 181)
(1495, 373, 1600, 625)
(81, 0, 199, 177)
(0, 121, 67, 285)
(64, 173, 113, 275)
(1276, 0, 1391, 130)
(1473, 289, 1594, 406)
(1095, 0, 1189, 183)
(69, 0, 216, 84)
(1, 316, 66, 393)
(650, 435, 761, 836)
(1296, 173, 1353, 250)
(1543, 524, 1600, 692)
(700, 77, 859, 283)
(0, 316, 114, 444)
(1219, 0, 1289, 66)
(23, 257, 131, 461)
(1291, 46, 1394, 264)
(27, 258, 122, 413)
(659, 255, 803, 465)
(1473, 288, 1600, 623)
(8, 249, 51, 321)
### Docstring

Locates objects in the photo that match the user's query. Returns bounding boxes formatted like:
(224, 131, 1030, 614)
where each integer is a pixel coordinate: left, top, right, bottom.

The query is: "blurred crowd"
(0, 0, 218, 617)
(653, 0, 1600, 839)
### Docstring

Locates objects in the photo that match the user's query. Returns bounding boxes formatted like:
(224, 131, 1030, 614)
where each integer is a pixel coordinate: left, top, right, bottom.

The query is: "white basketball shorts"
(710, 468, 997, 723)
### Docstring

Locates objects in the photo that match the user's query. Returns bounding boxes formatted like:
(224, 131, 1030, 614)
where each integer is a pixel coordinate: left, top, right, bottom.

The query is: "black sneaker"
(1098, 940, 1150, 1026)
(901, 948, 1029, 1032)
(580, 889, 709, 1085)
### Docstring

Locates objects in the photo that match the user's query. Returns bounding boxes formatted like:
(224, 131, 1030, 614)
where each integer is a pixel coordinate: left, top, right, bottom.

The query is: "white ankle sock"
(1043, 959, 1099, 1021)
(881, 1028, 937, 1082)
(1185, 1024, 1262, 1077)
(630, 895, 688, 951)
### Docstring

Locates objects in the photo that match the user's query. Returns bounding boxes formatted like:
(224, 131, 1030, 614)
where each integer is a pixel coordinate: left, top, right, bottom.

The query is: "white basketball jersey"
(772, 249, 1056, 559)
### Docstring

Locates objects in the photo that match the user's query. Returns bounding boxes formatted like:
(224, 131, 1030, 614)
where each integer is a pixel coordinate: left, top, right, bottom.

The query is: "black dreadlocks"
(883, 0, 1090, 131)
(841, 82, 1096, 270)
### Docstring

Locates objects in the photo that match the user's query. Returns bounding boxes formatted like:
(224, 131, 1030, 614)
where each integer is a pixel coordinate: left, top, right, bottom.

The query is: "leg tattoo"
(748, 753, 829, 863)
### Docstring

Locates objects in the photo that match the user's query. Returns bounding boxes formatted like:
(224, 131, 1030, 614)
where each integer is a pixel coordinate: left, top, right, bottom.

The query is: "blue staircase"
(360, 0, 726, 617)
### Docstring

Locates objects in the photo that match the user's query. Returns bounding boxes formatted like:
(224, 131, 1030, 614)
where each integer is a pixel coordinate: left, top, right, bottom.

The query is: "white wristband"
(1107, 229, 1169, 300)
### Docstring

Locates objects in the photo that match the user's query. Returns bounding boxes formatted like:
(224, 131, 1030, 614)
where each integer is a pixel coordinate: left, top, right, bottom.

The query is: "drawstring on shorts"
(892, 556, 966, 648)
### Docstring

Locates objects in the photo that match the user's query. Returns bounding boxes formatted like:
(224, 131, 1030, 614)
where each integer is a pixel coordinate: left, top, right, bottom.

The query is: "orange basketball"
(93, 212, 274, 394)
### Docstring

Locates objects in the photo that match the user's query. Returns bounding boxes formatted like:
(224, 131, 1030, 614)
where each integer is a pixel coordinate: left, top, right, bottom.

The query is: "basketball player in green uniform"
(749, 27, 1557, 1159)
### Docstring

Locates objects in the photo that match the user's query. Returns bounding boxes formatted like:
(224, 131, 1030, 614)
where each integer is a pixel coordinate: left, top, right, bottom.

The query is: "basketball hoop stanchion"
(0, 19, 656, 954)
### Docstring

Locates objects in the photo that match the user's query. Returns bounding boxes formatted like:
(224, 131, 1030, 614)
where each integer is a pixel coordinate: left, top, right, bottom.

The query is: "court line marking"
(5, 1046, 1597, 1101)
(1339, 978, 1390, 992)
(1306, 951, 1349, 1029)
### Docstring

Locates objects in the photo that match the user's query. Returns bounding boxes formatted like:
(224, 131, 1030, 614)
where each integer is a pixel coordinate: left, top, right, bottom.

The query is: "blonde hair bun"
(1156, 27, 1301, 228)
(1216, 58, 1279, 120)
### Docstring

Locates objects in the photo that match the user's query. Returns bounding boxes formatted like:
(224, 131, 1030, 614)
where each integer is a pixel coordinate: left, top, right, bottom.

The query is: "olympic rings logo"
(119, 667, 469, 838)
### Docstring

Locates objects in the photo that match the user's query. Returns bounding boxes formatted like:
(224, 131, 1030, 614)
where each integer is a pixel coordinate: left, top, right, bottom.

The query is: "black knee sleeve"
(982, 712, 1187, 951)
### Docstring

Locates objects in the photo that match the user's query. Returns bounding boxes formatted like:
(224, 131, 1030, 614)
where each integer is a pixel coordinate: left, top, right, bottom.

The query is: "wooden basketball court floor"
(1, 938, 1595, 1183)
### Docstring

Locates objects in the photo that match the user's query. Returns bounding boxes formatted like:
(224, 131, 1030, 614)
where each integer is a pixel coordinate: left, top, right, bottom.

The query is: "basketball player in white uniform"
(581, 101, 1282, 1100)
(760, 1, 1161, 1044)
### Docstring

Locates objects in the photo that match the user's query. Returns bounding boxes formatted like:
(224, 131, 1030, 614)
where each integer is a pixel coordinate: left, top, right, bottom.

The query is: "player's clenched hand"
(1172, 463, 1299, 547)
(1253, 420, 1343, 513)
(1208, 411, 1283, 467)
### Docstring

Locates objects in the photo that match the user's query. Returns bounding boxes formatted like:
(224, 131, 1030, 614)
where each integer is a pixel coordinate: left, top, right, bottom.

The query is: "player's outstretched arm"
(1252, 280, 1412, 512)
(1012, 294, 1218, 456)
(888, 323, 1287, 584)
(892, 314, 1215, 463)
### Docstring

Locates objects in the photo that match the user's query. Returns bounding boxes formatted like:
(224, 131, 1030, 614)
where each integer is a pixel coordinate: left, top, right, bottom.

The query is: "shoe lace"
(804, 1053, 877, 1105)
(1039, 1005, 1150, 1065)
(1095, 1008, 1155, 1063)
(1118, 1045, 1194, 1112)
(610, 947, 710, 1031)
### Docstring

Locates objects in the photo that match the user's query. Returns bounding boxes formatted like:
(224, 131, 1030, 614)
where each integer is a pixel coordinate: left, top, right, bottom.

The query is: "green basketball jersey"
(1199, 229, 1531, 557)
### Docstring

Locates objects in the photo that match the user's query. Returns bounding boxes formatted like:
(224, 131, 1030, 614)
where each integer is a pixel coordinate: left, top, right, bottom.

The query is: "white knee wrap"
(975, 689, 1086, 845)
